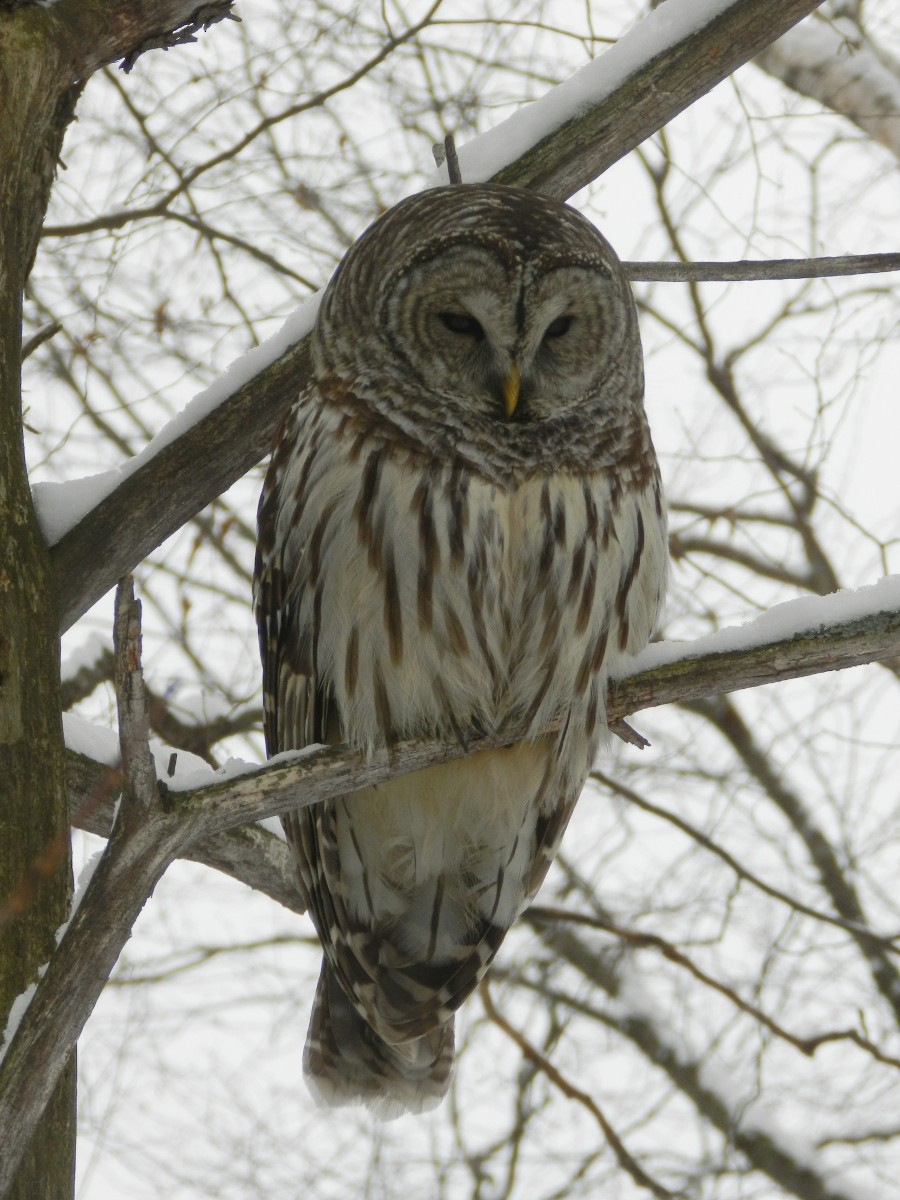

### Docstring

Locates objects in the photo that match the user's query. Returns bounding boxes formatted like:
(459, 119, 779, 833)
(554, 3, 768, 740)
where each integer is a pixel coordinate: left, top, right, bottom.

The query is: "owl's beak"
(503, 365, 521, 418)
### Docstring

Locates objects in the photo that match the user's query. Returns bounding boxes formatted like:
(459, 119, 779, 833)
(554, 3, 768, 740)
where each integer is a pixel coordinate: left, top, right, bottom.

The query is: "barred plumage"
(254, 184, 667, 1116)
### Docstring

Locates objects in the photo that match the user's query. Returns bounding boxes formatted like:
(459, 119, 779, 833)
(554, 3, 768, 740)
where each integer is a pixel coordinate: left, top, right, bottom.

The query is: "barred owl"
(254, 184, 667, 1117)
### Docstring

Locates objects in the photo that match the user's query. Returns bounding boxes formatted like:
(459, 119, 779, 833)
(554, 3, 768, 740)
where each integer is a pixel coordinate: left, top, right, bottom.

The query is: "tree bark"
(0, 23, 82, 1200)
(0, 5, 233, 1196)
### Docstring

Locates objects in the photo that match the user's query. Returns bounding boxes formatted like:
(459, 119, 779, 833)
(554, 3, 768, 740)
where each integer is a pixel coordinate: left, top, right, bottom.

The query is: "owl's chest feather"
(275, 422, 663, 753)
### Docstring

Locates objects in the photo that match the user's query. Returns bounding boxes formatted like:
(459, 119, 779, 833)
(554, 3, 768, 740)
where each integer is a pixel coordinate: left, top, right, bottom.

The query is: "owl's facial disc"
(379, 240, 634, 434)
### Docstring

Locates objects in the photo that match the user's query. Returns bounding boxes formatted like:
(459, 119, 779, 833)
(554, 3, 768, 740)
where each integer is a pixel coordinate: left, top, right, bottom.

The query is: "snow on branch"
(45, 0, 826, 633)
(69, 576, 900, 862)
(461, 0, 828, 196)
(757, 12, 900, 162)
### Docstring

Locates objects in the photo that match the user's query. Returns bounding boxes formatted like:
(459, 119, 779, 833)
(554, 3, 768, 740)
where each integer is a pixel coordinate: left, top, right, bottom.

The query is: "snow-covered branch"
(757, 11, 900, 161)
(45, 0, 826, 632)
(68, 578, 900, 891)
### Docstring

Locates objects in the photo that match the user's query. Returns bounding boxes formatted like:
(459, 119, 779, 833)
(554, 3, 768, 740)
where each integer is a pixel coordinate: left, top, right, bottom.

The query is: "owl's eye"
(545, 315, 573, 339)
(438, 311, 484, 338)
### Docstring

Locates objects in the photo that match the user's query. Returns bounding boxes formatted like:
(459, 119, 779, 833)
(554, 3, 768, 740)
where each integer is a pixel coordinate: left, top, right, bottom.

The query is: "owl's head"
(315, 184, 645, 475)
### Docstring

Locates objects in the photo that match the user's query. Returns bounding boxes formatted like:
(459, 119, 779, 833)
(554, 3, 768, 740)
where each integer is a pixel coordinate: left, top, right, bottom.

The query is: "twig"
(432, 134, 463, 183)
(119, 3, 241, 73)
(526, 906, 900, 1072)
(20, 321, 61, 361)
(480, 979, 685, 1200)
(590, 768, 900, 949)
(112, 576, 158, 814)
(444, 133, 462, 184)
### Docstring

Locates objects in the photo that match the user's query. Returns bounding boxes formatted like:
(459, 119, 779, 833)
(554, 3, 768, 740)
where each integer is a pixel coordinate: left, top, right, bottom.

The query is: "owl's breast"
(275, 412, 665, 754)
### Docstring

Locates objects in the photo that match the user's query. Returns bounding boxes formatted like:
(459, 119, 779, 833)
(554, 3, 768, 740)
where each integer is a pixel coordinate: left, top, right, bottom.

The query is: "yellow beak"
(503, 365, 521, 418)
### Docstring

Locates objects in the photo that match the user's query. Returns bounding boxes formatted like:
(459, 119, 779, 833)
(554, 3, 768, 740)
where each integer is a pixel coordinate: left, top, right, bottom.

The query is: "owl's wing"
(254, 424, 337, 928)
(256, 449, 455, 1114)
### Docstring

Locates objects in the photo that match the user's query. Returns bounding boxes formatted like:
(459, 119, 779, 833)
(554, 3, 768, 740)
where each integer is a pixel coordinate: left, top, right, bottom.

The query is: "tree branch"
(756, 11, 900, 162)
(67, 589, 900, 883)
(623, 252, 900, 282)
(41, 1, 239, 81)
(486, 0, 826, 196)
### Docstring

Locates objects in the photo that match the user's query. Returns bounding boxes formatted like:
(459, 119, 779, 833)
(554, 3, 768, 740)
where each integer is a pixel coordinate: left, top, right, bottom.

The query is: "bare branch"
(20, 1, 241, 83)
(528, 905, 900, 1070)
(591, 768, 900, 948)
(20, 321, 61, 362)
(533, 925, 875, 1200)
(0, 779, 191, 1195)
(488, 0, 826, 196)
(624, 252, 900, 282)
(118, 2, 241, 73)
(480, 979, 684, 1200)
(12, 586, 888, 1184)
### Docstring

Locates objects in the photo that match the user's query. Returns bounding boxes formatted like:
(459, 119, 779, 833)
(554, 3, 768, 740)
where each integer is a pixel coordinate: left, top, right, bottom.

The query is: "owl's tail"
(303, 961, 454, 1119)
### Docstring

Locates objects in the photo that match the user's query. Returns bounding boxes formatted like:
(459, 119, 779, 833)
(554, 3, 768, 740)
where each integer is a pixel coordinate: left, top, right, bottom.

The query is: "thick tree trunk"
(0, 26, 82, 1200)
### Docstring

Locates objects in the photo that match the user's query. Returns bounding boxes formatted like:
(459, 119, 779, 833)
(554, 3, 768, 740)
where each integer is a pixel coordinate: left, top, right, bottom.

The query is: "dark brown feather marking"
(309, 497, 338, 580)
(615, 510, 645, 624)
(344, 625, 359, 696)
(522, 663, 555, 728)
(609, 475, 623, 515)
(574, 626, 608, 696)
(582, 479, 599, 540)
(373, 662, 393, 743)
(414, 478, 439, 631)
(355, 447, 384, 563)
(447, 463, 470, 565)
(369, 506, 387, 572)
(538, 593, 559, 656)
(601, 509, 614, 551)
(311, 584, 324, 677)
(483, 867, 505, 923)
(576, 558, 597, 633)
(383, 544, 404, 665)
(467, 562, 501, 689)
(427, 876, 445, 961)
(538, 481, 554, 577)
(345, 812, 375, 918)
(591, 627, 609, 672)
(444, 603, 469, 656)
(567, 539, 587, 603)
(553, 493, 567, 548)
(433, 676, 470, 746)
(417, 561, 434, 631)
(348, 428, 369, 463)
(585, 685, 599, 738)
(290, 428, 320, 506)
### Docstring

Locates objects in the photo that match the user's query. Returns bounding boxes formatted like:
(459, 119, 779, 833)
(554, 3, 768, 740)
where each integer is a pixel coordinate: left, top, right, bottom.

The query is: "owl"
(254, 184, 667, 1117)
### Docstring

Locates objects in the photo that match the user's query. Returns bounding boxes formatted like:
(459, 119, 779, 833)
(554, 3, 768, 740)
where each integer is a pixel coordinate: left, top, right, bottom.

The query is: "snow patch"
(63, 711, 120, 766)
(623, 575, 900, 677)
(61, 631, 109, 682)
